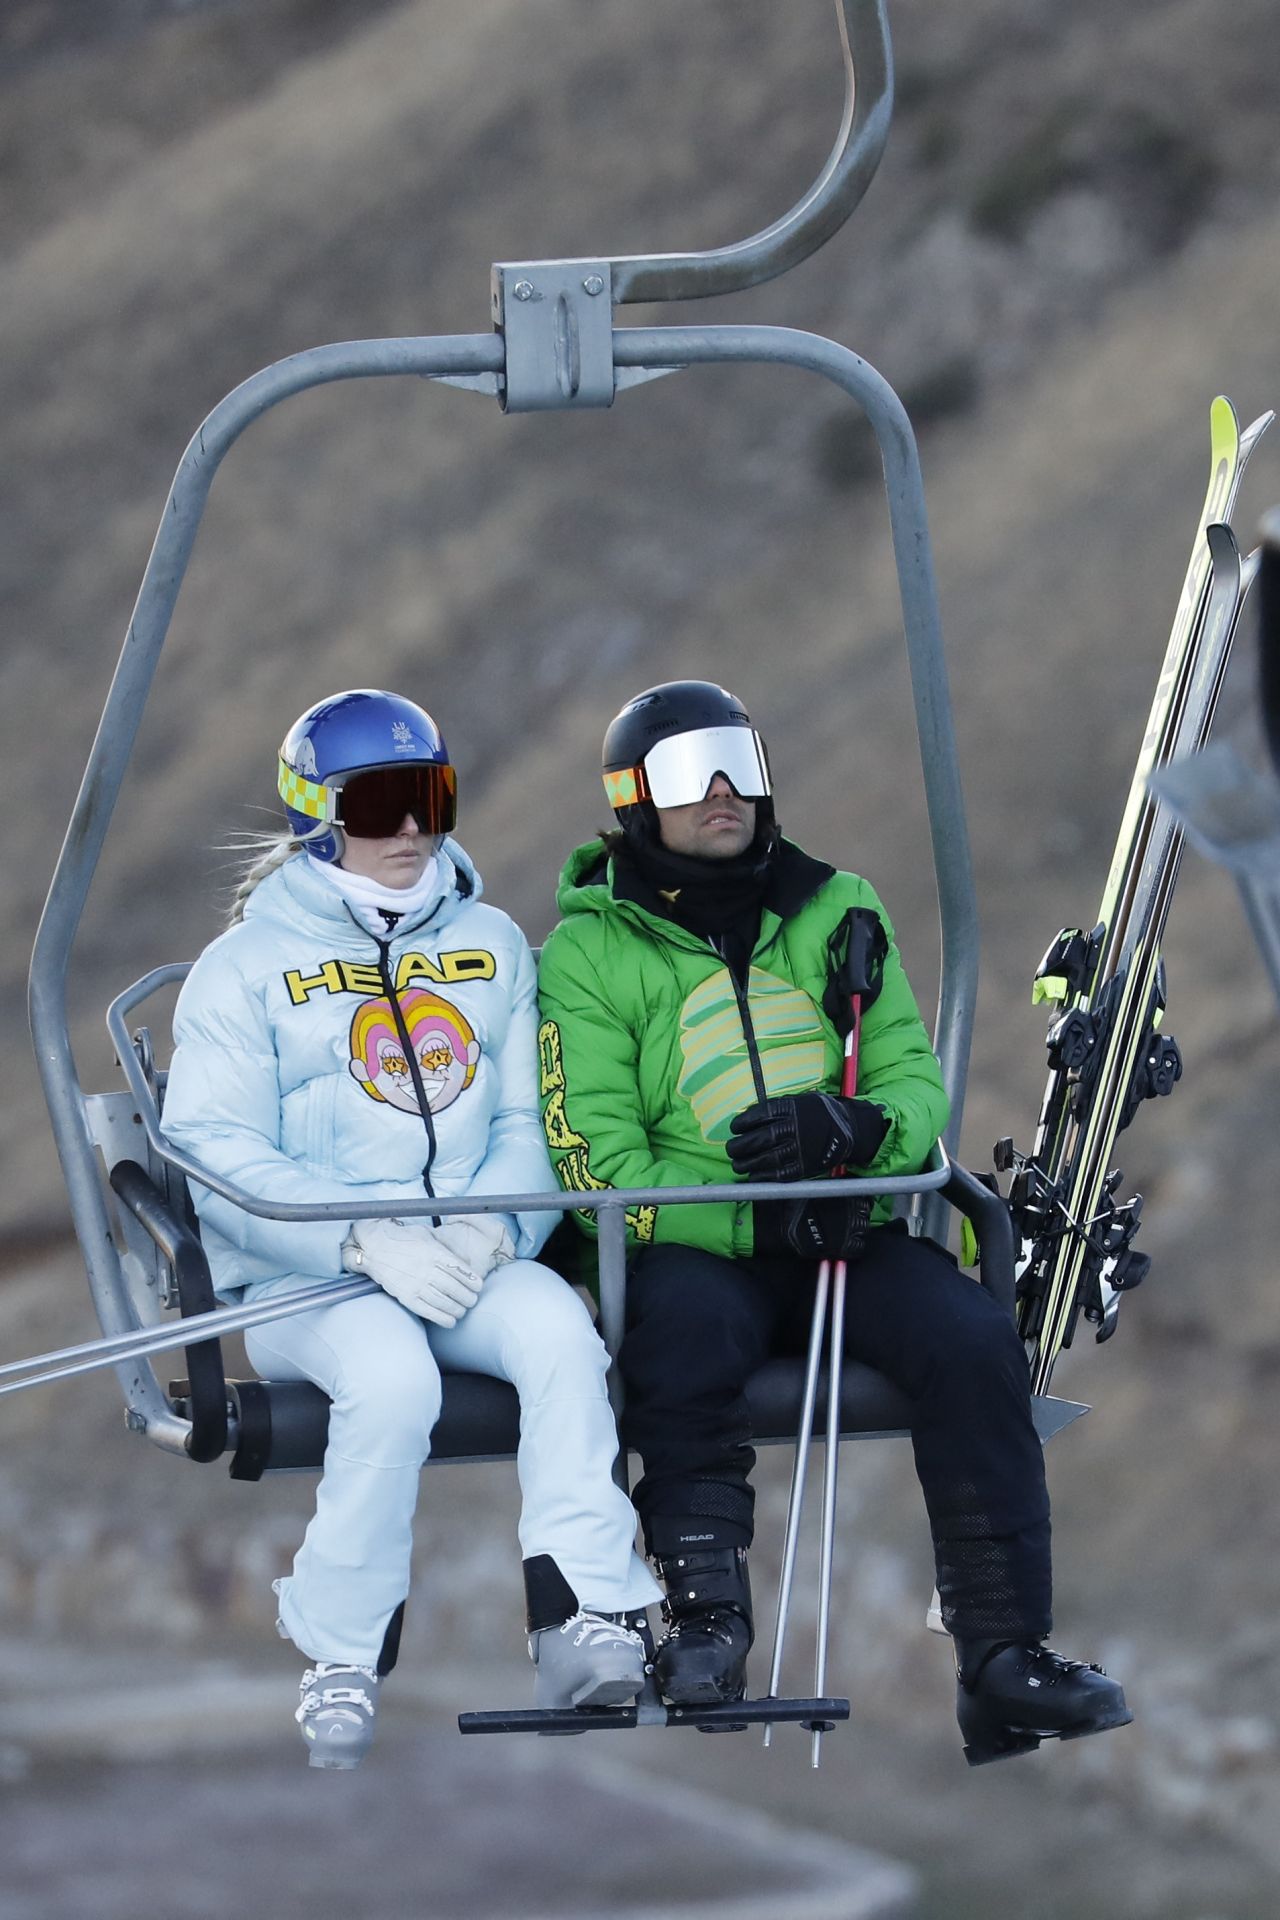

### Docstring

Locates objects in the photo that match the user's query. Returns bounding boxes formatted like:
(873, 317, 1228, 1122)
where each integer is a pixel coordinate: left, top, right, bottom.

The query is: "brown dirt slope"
(2, 4, 1280, 1911)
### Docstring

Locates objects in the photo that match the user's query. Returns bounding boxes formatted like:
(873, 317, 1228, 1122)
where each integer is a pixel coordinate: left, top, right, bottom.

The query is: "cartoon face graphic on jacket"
(348, 989, 480, 1115)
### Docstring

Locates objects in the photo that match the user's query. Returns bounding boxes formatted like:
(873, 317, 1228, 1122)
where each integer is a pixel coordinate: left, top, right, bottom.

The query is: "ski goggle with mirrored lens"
(279, 758, 457, 837)
(603, 726, 772, 811)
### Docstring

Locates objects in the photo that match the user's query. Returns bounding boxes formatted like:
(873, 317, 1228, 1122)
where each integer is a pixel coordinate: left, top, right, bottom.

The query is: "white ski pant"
(244, 1259, 660, 1668)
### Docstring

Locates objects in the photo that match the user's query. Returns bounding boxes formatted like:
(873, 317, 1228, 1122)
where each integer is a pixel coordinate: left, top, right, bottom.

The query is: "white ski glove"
(342, 1218, 483, 1328)
(432, 1213, 516, 1280)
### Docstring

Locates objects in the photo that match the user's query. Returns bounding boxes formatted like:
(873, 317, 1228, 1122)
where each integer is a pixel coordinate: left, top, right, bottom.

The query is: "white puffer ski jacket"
(162, 842, 557, 1300)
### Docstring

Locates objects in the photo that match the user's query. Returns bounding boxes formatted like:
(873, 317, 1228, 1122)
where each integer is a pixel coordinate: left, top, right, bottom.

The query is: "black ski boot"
(955, 1638, 1133, 1767)
(652, 1546, 753, 1708)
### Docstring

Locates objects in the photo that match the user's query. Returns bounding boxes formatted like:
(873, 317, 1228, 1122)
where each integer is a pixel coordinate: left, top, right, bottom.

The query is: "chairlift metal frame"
(17, 0, 1086, 1745)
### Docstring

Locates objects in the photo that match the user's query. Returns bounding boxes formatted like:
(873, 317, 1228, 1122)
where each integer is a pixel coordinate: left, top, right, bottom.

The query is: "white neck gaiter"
(307, 853, 443, 933)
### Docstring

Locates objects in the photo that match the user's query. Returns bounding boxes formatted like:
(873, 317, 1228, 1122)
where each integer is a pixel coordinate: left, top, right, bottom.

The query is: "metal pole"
(611, 1, 892, 304)
(27, 335, 503, 1439)
(614, 324, 977, 1239)
(595, 1202, 631, 1490)
(0, 1277, 377, 1400)
(811, 1258, 848, 1768)
(762, 1259, 830, 1747)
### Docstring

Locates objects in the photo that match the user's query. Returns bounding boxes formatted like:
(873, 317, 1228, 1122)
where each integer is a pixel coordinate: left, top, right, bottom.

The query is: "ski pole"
(763, 907, 885, 1760)
(762, 1256, 830, 1746)
(810, 991, 861, 1770)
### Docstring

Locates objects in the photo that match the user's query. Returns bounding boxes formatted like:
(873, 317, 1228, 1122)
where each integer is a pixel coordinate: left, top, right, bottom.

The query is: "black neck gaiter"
(630, 839, 766, 929)
(618, 834, 775, 983)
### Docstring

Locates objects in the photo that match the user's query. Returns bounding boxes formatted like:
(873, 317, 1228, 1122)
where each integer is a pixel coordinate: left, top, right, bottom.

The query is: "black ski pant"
(618, 1223, 1052, 1642)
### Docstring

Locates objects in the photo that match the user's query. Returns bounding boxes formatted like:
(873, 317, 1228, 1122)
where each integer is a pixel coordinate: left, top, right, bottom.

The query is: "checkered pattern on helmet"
(603, 767, 643, 807)
(278, 758, 331, 821)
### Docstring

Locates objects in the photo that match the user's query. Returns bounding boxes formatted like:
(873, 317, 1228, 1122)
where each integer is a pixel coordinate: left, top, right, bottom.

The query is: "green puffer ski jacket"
(536, 836, 950, 1258)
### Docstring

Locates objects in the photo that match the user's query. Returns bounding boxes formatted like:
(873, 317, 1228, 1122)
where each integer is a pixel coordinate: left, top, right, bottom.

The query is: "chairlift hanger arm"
(611, 0, 892, 304)
(490, 0, 891, 400)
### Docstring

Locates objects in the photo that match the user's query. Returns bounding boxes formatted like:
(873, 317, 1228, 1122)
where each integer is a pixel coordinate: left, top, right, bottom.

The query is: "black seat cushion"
(222, 1360, 913, 1481)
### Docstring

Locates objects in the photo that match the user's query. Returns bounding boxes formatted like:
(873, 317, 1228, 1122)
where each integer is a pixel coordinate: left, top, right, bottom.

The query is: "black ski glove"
(727, 1093, 889, 1181)
(753, 1195, 872, 1262)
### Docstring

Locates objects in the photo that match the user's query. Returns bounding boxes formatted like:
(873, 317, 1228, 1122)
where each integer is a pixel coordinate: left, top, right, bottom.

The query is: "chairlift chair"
(12, 0, 1086, 1750)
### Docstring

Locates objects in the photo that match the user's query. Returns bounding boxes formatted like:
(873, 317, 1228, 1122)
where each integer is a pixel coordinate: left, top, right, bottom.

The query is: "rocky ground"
(3, 2, 1280, 1915)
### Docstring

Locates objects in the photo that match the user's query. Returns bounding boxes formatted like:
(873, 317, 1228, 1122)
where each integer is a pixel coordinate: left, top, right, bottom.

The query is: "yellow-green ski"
(1006, 396, 1274, 1391)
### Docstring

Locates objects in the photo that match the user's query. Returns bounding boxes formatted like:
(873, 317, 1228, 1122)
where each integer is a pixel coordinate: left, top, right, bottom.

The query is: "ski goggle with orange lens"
(279, 757, 457, 837)
(603, 726, 772, 811)
(339, 763, 457, 837)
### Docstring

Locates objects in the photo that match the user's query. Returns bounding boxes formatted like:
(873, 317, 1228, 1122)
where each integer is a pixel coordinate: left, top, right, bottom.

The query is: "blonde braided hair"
(227, 834, 306, 925)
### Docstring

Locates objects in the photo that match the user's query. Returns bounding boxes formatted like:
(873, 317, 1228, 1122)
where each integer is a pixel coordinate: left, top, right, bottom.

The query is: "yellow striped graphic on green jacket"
(678, 966, 829, 1143)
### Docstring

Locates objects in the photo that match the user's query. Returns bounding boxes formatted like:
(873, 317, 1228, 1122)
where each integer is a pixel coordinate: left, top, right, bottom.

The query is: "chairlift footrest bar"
(457, 1695, 851, 1736)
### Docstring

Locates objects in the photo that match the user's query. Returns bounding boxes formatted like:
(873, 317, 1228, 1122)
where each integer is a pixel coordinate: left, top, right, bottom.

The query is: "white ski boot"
(529, 1611, 648, 1709)
(295, 1663, 381, 1770)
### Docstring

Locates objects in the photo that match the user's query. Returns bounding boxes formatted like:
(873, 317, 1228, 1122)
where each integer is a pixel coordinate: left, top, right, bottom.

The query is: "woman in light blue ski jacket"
(166, 835, 553, 1297)
(162, 690, 657, 1770)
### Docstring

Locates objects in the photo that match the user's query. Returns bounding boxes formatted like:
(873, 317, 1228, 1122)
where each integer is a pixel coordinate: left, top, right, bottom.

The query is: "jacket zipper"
(370, 936, 440, 1200)
(710, 935, 770, 1106)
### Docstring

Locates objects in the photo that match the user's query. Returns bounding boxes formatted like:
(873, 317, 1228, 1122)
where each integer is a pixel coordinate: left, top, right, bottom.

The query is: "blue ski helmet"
(277, 689, 456, 864)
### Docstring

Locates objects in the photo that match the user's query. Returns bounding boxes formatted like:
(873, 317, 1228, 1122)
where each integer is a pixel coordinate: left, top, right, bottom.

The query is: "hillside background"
(2, 3, 1279, 1916)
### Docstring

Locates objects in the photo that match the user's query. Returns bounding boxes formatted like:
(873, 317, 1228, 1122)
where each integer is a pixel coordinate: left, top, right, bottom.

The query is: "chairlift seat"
(174, 1364, 917, 1482)
(105, 1064, 1084, 1477)
(173, 1354, 1081, 1483)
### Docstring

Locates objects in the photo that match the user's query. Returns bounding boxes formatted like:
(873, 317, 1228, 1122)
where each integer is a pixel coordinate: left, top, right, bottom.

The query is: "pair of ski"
(1004, 395, 1274, 1396)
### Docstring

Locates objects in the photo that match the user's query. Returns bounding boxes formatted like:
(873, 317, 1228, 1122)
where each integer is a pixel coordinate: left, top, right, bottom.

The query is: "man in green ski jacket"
(537, 680, 1130, 1766)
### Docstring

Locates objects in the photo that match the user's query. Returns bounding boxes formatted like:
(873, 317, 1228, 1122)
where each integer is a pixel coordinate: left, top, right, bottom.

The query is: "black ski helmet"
(601, 680, 776, 847)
